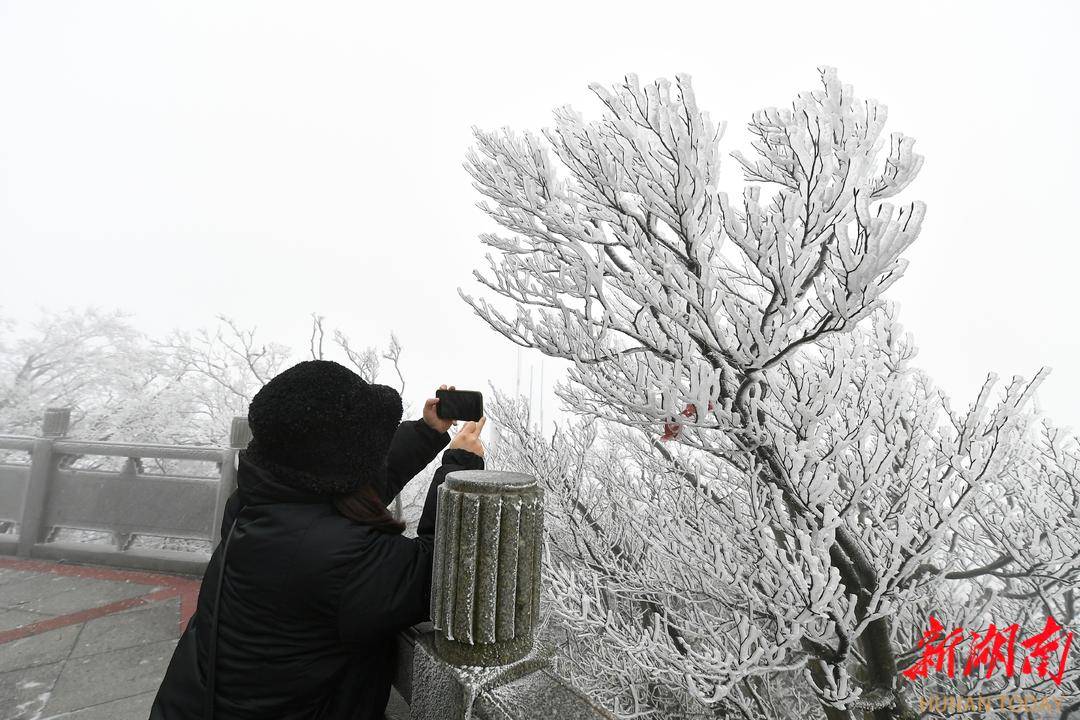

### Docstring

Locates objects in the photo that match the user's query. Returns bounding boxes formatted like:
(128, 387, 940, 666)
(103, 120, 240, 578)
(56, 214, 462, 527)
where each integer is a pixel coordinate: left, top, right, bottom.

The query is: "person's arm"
(379, 419, 451, 506)
(338, 447, 484, 643)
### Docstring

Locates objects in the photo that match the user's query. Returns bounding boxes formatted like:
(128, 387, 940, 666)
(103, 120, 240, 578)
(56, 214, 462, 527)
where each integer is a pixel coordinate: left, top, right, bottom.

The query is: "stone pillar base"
(410, 631, 554, 720)
(434, 633, 535, 667)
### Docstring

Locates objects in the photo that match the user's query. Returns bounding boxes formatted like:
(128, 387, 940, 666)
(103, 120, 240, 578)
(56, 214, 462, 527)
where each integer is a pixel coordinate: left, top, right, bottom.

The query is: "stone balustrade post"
(17, 408, 71, 556)
(408, 469, 550, 720)
(41, 407, 72, 438)
(430, 469, 544, 667)
(229, 415, 252, 450)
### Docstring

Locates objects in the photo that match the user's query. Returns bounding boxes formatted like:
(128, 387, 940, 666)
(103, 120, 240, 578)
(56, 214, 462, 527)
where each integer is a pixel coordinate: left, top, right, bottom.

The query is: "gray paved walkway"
(0, 558, 409, 720)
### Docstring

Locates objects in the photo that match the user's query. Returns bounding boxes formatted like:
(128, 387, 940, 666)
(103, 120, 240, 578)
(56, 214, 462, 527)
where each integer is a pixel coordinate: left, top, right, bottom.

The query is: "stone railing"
(0, 409, 614, 720)
(0, 408, 249, 573)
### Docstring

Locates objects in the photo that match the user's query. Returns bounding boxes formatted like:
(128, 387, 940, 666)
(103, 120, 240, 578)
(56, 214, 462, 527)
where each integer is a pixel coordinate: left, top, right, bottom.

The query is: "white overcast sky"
(1, 0, 1077, 436)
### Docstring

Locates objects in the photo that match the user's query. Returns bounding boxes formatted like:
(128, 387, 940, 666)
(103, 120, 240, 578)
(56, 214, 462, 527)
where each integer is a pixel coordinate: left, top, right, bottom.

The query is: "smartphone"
(435, 389, 484, 422)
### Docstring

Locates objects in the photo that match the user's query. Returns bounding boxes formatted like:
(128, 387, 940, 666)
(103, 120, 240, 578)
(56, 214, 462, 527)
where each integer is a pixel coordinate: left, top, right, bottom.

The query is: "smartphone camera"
(435, 389, 484, 422)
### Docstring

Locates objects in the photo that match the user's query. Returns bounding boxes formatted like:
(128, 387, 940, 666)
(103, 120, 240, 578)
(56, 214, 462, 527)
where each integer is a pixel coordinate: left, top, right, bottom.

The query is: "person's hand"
(422, 384, 458, 433)
(448, 416, 486, 458)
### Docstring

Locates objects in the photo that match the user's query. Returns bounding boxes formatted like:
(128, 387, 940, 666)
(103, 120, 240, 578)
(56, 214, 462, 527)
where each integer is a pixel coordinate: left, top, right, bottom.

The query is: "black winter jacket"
(148, 419, 484, 720)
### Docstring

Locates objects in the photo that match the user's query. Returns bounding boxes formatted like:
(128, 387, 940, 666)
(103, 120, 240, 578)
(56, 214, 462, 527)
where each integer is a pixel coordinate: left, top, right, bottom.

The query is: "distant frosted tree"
(0, 308, 410, 477)
(461, 68, 1076, 718)
(0, 306, 185, 456)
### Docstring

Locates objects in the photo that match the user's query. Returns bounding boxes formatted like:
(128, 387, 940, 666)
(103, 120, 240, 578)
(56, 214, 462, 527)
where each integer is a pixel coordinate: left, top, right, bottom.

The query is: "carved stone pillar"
(430, 469, 544, 667)
(41, 407, 71, 438)
(229, 416, 252, 449)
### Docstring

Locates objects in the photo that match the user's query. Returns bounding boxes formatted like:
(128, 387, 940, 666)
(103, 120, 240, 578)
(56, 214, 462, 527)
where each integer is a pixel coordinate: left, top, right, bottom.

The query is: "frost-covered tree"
(0, 308, 411, 478)
(0, 306, 186, 457)
(152, 313, 292, 448)
(461, 68, 1077, 718)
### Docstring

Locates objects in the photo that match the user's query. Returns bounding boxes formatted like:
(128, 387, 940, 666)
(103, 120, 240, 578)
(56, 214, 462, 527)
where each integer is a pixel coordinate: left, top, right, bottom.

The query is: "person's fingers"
(476, 416, 487, 432)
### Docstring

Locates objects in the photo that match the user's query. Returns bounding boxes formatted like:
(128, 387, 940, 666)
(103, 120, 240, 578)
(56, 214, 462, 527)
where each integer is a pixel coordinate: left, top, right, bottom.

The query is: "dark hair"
(333, 483, 405, 534)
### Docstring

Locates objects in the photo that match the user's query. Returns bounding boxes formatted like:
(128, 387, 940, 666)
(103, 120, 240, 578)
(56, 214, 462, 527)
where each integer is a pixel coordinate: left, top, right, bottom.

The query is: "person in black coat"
(149, 359, 486, 720)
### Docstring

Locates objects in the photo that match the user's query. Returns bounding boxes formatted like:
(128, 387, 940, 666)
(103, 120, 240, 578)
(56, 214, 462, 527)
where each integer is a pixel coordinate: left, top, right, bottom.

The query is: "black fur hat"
(241, 359, 403, 496)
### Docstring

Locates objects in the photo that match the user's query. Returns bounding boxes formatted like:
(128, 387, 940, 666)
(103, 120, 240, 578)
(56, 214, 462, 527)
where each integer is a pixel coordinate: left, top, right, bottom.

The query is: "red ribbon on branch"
(660, 401, 715, 441)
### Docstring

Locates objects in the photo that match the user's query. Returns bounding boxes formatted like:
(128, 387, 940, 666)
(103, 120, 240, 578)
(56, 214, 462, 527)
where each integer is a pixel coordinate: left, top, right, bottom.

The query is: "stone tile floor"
(0, 558, 410, 720)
